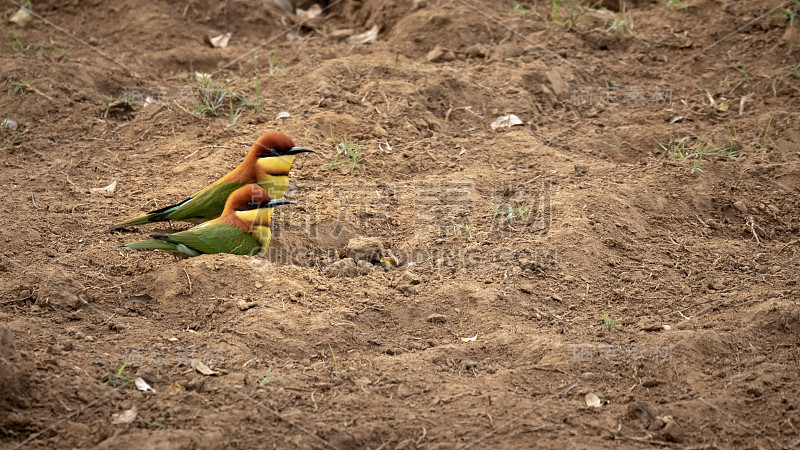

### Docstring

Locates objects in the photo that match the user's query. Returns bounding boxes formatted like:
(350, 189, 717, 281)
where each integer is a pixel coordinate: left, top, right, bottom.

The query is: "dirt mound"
(1, 0, 800, 447)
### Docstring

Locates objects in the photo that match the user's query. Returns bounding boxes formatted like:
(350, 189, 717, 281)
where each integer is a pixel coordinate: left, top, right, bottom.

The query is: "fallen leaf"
(168, 381, 182, 395)
(460, 333, 478, 343)
(273, 0, 294, 14)
(134, 377, 154, 392)
(347, 25, 379, 45)
(490, 114, 523, 130)
(2, 119, 19, 131)
(426, 46, 446, 63)
(717, 98, 730, 112)
(669, 116, 684, 124)
(204, 32, 232, 48)
(238, 299, 259, 311)
(90, 180, 117, 196)
(585, 393, 602, 408)
(306, 4, 323, 19)
(191, 358, 219, 376)
(275, 111, 291, 120)
(9, 7, 32, 27)
(112, 406, 138, 424)
(329, 29, 354, 39)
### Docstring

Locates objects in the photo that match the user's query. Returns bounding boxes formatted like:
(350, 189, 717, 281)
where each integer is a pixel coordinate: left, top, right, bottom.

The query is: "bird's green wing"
(163, 180, 245, 222)
(109, 181, 245, 229)
(162, 221, 261, 256)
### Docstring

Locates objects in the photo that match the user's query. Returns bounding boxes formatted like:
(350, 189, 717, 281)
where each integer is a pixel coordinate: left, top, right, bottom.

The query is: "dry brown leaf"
(491, 115, 523, 130)
(191, 358, 219, 376)
(112, 406, 138, 424)
(585, 393, 602, 408)
(134, 377, 154, 392)
(90, 180, 117, 196)
(347, 26, 379, 45)
(9, 7, 32, 27)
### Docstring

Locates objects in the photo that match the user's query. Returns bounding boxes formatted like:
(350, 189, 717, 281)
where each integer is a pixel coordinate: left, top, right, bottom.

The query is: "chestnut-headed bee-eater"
(119, 185, 293, 257)
(109, 132, 313, 230)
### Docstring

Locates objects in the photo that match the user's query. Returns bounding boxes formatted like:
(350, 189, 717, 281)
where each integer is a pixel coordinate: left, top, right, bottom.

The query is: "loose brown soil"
(1, 0, 800, 448)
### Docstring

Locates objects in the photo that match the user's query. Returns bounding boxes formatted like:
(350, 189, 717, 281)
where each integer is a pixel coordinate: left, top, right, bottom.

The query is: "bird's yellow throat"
(256, 155, 295, 199)
(256, 155, 295, 175)
(234, 208, 274, 228)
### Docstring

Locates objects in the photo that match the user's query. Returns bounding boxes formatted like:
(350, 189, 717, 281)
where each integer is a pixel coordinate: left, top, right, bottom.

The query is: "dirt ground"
(1, 0, 799, 448)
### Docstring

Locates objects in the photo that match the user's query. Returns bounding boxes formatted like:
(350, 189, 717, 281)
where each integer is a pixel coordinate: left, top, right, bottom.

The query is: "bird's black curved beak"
(287, 146, 315, 155)
(264, 199, 296, 208)
(244, 199, 296, 210)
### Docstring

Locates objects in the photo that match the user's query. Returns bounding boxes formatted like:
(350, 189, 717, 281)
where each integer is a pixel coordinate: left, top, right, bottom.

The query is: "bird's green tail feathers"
(109, 212, 171, 230)
(121, 239, 200, 257)
(122, 240, 179, 251)
(108, 196, 194, 230)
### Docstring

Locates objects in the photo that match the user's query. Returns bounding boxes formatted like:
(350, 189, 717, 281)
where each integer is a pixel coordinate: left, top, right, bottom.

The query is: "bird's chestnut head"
(251, 132, 315, 158)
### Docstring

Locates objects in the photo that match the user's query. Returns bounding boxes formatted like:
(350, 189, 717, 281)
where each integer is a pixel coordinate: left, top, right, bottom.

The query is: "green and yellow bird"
(109, 132, 313, 230)
(119, 185, 293, 257)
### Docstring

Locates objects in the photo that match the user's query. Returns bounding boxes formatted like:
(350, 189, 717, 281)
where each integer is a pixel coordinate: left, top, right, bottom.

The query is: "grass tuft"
(603, 313, 620, 330)
(324, 128, 364, 173)
(655, 135, 728, 173)
(489, 188, 532, 225)
(778, 0, 800, 26)
(258, 364, 282, 385)
(107, 362, 130, 388)
(549, 0, 598, 32)
(509, 0, 535, 14)
(751, 116, 773, 160)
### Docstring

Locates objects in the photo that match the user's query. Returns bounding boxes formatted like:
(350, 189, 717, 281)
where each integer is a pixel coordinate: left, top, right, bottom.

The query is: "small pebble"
(660, 417, 684, 443)
(427, 313, 447, 324)
(519, 283, 535, 294)
(238, 300, 259, 311)
(463, 360, 477, 370)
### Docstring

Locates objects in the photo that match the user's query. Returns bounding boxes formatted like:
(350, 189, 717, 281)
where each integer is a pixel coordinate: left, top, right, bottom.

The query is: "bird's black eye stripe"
(236, 201, 261, 211)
